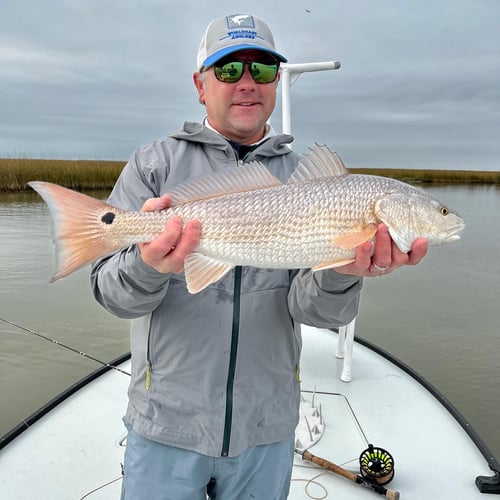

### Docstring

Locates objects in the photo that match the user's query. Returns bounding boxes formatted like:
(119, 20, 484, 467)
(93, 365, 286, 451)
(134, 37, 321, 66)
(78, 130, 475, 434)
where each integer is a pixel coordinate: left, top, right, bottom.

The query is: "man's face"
(194, 49, 280, 145)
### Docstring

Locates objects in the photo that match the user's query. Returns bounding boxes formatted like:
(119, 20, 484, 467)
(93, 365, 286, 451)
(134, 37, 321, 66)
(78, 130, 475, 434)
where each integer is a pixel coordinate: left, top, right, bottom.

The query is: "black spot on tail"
(101, 212, 116, 224)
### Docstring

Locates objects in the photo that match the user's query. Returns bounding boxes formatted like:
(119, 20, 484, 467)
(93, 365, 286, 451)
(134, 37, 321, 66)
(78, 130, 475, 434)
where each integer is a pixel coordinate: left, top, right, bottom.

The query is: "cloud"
(1, 0, 499, 169)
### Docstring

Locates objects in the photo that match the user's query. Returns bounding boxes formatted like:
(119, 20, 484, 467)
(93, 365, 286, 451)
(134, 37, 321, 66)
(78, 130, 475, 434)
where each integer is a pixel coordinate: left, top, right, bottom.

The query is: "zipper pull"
(145, 363, 152, 391)
(295, 364, 302, 384)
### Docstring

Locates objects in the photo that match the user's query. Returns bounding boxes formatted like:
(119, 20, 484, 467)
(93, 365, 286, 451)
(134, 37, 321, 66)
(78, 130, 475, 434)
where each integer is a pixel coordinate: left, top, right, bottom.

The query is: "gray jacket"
(91, 122, 362, 457)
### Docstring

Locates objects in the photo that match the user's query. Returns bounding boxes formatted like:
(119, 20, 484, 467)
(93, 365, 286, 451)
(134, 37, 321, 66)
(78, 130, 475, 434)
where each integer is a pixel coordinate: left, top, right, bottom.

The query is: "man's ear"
(193, 72, 206, 105)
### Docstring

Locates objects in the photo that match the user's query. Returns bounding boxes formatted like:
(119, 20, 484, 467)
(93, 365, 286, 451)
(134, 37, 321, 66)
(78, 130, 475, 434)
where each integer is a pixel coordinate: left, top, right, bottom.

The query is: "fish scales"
(163, 174, 417, 268)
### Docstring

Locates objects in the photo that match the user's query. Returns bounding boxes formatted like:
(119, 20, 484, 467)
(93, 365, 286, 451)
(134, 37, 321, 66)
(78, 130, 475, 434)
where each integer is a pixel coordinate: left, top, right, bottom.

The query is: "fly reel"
(359, 444, 395, 485)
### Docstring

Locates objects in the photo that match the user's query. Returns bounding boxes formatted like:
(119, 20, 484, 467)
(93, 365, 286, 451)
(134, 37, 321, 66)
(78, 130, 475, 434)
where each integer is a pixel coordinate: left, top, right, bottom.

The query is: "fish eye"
(440, 206, 449, 216)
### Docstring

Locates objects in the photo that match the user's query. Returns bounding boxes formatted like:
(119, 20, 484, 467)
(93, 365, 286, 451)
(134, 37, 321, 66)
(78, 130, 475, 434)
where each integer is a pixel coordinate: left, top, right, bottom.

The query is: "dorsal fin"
(289, 143, 349, 184)
(168, 161, 282, 206)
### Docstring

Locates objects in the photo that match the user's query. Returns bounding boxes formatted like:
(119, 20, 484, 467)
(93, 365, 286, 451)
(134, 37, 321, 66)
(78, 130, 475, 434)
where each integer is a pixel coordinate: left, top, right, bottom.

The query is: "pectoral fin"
(184, 253, 234, 294)
(332, 224, 378, 249)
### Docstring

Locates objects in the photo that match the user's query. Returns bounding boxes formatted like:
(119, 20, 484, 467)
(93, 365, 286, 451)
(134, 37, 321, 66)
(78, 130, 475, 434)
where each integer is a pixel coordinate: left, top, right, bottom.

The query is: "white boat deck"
(292, 327, 493, 499)
(0, 326, 495, 499)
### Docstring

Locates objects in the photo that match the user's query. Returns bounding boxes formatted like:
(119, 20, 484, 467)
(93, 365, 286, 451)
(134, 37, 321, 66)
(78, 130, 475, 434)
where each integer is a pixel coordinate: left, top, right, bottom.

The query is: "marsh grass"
(0, 158, 498, 192)
(350, 167, 500, 185)
(0, 158, 125, 192)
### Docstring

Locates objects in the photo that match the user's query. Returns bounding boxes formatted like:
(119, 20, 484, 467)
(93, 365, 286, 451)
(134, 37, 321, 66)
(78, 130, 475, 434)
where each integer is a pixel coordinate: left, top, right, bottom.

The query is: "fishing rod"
(296, 446, 400, 499)
(0, 317, 131, 377)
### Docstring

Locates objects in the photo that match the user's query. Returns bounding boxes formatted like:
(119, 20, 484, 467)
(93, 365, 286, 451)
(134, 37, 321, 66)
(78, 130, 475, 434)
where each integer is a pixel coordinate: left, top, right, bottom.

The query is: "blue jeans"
(121, 426, 294, 500)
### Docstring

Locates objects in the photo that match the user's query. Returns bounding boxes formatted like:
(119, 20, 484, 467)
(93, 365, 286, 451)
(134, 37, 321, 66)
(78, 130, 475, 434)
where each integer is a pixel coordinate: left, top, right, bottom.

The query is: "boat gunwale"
(0, 352, 131, 451)
(353, 333, 500, 492)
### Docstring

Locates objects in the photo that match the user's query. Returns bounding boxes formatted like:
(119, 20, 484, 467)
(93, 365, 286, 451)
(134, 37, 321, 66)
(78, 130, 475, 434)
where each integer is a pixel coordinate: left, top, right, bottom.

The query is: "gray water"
(0, 186, 499, 460)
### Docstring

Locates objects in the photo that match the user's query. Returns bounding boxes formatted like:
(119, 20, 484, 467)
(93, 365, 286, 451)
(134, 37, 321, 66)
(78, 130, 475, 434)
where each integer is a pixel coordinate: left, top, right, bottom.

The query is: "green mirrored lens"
(214, 61, 244, 83)
(250, 62, 278, 83)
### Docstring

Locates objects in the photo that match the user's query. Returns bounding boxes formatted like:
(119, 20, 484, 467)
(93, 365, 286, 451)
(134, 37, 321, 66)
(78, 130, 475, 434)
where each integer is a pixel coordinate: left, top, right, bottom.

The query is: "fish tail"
(29, 181, 124, 282)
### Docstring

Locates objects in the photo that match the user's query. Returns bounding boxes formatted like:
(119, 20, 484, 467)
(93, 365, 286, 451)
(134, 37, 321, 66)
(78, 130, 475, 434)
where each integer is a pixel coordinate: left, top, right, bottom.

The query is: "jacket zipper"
(221, 148, 246, 456)
(221, 265, 242, 456)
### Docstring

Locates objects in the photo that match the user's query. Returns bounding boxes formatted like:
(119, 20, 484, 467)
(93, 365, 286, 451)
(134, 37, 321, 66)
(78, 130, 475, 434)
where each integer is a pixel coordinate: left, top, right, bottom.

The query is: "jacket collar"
(170, 121, 295, 159)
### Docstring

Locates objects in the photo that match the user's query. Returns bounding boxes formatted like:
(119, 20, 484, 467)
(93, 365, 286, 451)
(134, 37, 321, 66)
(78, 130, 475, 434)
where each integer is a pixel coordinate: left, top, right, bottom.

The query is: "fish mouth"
(445, 234, 461, 244)
(443, 220, 465, 243)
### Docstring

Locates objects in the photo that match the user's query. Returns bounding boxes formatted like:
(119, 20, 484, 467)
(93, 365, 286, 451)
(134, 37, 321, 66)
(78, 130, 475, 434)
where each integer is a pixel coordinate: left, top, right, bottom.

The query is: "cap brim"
(202, 44, 287, 69)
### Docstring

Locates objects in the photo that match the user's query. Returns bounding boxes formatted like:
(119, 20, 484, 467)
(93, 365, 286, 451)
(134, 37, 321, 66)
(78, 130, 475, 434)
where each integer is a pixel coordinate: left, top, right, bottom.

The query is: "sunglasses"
(213, 57, 280, 84)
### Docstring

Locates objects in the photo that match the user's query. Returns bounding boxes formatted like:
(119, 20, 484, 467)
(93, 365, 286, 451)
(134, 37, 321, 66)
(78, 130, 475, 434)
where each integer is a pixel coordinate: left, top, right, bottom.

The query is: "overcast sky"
(1, 0, 499, 170)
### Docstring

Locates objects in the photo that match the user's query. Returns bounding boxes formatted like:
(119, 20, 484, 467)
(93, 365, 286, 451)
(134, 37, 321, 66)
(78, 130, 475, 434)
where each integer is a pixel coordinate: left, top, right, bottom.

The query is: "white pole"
(281, 68, 292, 135)
(280, 61, 341, 136)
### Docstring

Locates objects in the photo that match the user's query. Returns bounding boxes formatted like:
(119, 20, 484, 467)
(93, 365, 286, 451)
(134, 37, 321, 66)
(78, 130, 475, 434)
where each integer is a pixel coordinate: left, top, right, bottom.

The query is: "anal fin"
(184, 253, 234, 294)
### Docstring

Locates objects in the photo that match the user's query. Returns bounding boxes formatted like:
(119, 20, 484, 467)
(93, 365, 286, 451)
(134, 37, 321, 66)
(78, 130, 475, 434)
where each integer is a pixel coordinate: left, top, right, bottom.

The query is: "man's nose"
(236, 63, 256, 85)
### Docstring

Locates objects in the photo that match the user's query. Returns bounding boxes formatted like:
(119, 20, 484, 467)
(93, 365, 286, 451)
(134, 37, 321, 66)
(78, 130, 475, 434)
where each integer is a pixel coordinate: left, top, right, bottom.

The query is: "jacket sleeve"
(90, 147, 172, 319)
(288, 269, 362, 328)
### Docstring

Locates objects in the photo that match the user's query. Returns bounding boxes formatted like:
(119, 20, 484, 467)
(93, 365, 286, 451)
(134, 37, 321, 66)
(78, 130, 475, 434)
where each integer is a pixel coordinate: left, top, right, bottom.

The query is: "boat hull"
(0, 326, 496, 499)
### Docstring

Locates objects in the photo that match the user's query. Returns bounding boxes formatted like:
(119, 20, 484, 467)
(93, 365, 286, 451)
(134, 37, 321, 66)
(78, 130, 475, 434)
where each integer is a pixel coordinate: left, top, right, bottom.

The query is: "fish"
(29, 144, 465, 294)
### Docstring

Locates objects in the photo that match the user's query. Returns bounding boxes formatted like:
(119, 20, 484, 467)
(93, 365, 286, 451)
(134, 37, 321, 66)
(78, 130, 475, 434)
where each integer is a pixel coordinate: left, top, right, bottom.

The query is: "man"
(91, 13, 427, 500)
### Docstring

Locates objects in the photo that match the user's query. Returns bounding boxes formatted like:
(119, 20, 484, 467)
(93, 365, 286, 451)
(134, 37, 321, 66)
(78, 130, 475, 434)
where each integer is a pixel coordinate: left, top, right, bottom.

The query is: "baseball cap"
(197, 14, 287, 70)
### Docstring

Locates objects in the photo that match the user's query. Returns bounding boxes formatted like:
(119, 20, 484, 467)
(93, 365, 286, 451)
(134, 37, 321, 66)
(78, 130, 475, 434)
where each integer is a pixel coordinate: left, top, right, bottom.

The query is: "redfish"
(29, 144, 464, 293)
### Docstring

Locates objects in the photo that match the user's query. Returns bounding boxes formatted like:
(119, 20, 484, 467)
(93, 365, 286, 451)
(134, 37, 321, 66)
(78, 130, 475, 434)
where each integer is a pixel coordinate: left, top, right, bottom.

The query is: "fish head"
(375, 191, 465, 252)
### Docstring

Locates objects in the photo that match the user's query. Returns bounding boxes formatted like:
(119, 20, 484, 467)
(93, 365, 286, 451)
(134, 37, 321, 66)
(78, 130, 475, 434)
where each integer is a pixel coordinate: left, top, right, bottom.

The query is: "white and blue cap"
(197, 14, 287, 70)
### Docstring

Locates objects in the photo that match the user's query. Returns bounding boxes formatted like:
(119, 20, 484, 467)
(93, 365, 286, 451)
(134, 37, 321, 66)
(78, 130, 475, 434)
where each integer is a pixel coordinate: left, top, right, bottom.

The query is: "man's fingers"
(141, 194, 172, 212)
(334, 224, 429, 278)
(172, 220, 201, 257)
(161, 220, 201, 273)
(407, 238, 428, 265)
(139, 217, 201, 274)
(139, 216, 183, 256)
(371, 224, 392, 270)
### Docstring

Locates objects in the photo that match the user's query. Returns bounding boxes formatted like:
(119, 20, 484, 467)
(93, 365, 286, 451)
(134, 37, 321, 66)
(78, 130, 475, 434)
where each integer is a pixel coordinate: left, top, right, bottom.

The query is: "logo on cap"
(222, 15, 263, 42)
(226, 15, 255, 29)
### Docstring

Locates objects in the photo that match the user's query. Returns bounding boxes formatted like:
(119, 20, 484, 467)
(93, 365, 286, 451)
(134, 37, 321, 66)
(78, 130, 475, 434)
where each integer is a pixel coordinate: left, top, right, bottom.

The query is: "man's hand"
(138, 194, 201, 274)
(335, 224, 428, 277)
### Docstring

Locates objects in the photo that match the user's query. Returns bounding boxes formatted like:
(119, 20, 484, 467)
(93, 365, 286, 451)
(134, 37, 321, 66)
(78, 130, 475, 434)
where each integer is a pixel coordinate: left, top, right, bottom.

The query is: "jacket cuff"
(314, 269, 362, 293)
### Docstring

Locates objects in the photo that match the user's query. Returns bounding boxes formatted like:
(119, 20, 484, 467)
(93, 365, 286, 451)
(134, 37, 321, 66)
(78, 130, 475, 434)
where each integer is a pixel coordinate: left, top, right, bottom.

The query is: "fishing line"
(0, 317, 131, 377)
(80, 475, 123, 499)
(300, 388, 370, 445)
(291, 472, 328, 499)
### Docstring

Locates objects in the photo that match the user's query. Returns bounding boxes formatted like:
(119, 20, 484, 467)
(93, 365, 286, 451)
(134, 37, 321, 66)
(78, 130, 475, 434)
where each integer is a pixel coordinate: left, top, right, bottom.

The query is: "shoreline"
(0, 158, 499, 192)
